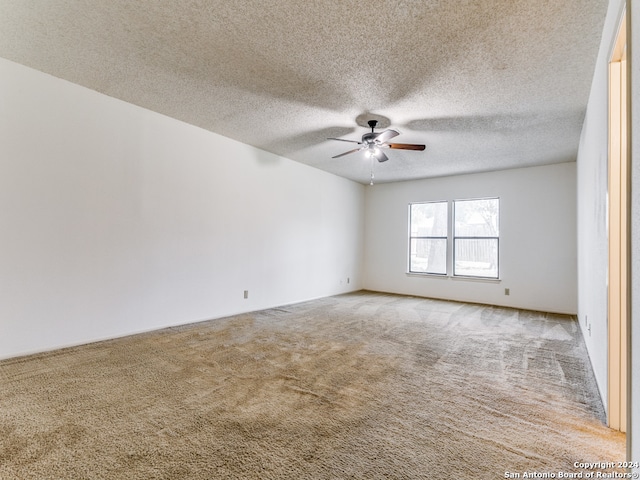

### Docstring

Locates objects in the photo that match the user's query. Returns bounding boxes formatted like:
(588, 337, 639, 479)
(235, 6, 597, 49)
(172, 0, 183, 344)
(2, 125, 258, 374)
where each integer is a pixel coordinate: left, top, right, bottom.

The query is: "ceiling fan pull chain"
(370, 157, 375, 186)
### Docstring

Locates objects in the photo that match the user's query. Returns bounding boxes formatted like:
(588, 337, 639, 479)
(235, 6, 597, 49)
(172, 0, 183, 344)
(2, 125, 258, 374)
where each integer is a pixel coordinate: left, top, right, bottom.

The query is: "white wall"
(362, 162, 577, 314)
(0, 57, 365, 360)
(576, 0, 625, 418)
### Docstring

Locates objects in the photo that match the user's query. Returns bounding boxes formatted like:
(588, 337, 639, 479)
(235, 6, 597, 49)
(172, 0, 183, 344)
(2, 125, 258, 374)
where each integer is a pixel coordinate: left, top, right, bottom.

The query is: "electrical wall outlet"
(504, 288, 510, 296)
(243, 290, 248, 299)
(347, 277, 350, 284)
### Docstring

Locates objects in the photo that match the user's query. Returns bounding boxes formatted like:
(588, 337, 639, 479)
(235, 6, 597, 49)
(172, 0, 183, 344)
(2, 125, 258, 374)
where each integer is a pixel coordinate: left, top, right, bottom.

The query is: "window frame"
(408, 200, 449, 275)
(407, 197, 500, 280)
(452, 197, 500, 279)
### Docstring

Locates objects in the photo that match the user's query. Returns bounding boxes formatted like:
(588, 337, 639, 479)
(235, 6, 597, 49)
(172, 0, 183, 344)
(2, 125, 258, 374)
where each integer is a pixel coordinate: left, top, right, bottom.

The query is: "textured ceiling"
(0, 1, 608, 184)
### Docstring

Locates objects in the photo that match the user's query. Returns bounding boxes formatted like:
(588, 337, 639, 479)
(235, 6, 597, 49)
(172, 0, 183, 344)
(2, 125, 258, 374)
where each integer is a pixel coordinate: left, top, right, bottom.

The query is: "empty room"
(1, 1, 639, 478)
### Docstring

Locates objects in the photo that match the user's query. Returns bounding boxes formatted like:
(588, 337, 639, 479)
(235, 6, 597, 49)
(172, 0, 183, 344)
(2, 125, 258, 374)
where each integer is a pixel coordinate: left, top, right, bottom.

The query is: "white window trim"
(407, 200, 448, 275)
(407, 197, 501, 281)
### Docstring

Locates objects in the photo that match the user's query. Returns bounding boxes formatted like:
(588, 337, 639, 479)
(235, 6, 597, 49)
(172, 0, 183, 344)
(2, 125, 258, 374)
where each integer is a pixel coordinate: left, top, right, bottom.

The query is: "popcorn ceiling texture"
(0, 292, 624, 478)
(0, 1, 607, 183)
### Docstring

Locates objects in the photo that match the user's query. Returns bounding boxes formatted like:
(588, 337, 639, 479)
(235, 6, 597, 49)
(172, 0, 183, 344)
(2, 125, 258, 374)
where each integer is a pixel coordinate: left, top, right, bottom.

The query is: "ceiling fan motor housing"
(362, 132, 379, 144)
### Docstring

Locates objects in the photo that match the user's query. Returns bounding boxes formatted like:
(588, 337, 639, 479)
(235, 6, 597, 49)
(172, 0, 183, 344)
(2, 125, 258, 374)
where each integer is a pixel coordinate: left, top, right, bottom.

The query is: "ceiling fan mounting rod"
(367, 119, 378, 132)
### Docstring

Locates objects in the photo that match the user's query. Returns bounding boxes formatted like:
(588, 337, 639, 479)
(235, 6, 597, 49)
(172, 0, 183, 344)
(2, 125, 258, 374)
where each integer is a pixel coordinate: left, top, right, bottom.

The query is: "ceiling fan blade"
(387, 143, 426, 151)
(373, 149, 389, 163)
(374, 129, 400, 144)
(332, 147, 364, 159)
(328, 137, 362, 144)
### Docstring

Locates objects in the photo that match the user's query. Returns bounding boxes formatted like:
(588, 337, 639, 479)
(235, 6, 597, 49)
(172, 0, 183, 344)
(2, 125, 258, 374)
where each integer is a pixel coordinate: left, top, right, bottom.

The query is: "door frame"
(607, 8, 629, 435)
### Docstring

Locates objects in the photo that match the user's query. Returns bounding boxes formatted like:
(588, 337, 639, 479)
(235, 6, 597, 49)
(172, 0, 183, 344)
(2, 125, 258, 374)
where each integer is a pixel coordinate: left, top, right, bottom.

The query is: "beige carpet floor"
(0, 291, 625, 479)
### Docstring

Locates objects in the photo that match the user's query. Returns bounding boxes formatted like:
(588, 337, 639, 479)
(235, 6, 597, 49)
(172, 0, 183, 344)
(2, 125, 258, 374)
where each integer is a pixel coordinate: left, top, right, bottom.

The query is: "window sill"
(406, 272, 501, 283)
(451, 275, 501, 284)
(406, 272, 449, 279)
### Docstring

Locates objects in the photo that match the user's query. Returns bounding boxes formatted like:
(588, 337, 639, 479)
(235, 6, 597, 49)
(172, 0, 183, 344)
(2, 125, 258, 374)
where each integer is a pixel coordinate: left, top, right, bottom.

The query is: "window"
(409, 201, 447, 274)
(408, 197, 500, 279)
(453, 198, 499, 278)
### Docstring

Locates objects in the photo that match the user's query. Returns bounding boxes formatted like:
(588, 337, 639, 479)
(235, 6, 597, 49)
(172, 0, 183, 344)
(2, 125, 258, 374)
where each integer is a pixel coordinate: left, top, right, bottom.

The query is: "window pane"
(454, 198, 499, 237)
(454, 238, 498, 278)
(410, 202, 448, 237)
(410, 238, 447, 274)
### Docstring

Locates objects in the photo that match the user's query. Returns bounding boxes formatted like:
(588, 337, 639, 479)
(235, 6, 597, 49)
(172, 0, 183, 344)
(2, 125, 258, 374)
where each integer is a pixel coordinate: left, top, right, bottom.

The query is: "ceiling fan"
(328, 120, 425, 162)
